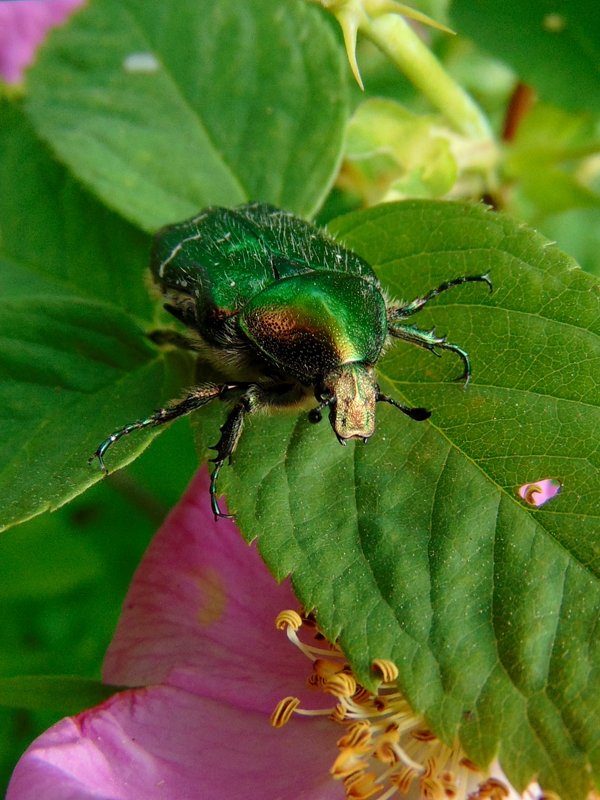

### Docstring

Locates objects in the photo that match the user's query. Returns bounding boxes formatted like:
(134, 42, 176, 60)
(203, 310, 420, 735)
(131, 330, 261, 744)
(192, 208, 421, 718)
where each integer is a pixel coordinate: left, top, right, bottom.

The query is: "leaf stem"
(364, 14, 492, 139)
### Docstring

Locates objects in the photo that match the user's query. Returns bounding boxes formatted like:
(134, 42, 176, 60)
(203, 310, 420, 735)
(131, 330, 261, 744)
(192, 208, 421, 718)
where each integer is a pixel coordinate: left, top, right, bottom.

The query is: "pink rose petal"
(103, 470, 328, 711)
(9, 686, 339, 800)
(0, 0, 83, 84)
(8, 470, 342, 799)
(518, 478, 561, 507)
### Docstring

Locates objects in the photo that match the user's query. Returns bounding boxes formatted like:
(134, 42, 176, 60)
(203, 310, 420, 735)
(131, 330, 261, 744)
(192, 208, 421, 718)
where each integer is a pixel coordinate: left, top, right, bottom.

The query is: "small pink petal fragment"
(518, 478, 561, 507)
(0, 0, 83, 84)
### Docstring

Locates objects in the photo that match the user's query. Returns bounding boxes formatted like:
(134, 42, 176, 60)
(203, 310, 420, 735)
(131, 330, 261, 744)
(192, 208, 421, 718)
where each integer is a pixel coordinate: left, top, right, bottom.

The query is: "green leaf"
(25, 0, 348, 231)
(0, 294, 191, 533)
(200, 201, 599, 797)
(0, 676, 116, 714)
(540, 207, 600, 277)
(451, 0, 600, 112)
(0, 104, 152, 319)
(0, 104, 192, 532)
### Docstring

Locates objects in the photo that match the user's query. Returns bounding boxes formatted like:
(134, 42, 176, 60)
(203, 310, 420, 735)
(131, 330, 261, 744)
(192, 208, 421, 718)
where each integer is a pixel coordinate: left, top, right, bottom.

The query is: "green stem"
(365, 14, 492, 139)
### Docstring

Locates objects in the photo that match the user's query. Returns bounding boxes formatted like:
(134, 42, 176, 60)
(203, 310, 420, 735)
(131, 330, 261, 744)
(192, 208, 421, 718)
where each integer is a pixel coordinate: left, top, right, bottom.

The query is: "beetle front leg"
(209, 387, 268, 519)
(388, 322, 472, 385)
(90, 383, 225, 472)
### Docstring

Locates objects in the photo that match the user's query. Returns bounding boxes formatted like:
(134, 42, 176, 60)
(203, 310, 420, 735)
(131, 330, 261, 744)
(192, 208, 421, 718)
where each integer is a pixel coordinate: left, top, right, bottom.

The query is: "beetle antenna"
(377, 393, 431, 421)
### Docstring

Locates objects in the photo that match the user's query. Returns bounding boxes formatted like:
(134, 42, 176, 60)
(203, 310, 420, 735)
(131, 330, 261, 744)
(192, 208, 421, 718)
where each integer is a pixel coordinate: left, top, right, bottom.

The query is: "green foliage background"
(0, 0, 599, 796)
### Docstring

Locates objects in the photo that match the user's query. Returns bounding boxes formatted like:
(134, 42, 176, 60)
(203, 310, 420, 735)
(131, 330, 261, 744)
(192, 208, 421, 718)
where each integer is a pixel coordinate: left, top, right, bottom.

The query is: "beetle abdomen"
(239, 272, 387, 382)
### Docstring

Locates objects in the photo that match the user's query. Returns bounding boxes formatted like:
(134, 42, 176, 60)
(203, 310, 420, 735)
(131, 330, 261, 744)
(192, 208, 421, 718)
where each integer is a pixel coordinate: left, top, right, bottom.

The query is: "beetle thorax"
(321, 363, 378, 442)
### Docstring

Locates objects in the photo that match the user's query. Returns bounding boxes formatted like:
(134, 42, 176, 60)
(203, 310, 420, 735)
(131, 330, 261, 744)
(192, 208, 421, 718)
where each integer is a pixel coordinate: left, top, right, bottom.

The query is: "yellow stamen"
(270, 696, 300, 727)
(468, 777, 510, 798)
(344, 770, 384, 799)
(313, 657, 347, 682)
(325, 672, 358, 698)
(332, 749, 370, 779)
(413, 728, 436, 741)
(270, 609, 555, 799)
(371, 658, 399, 683)
(275, 609, 303, 631)
(337, 721, 373, 750)
(275, 610, 335, 660)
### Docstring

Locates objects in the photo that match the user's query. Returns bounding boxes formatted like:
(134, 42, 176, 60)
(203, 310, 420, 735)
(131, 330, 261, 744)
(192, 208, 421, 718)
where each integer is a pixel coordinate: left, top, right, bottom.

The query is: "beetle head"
(314, 363, 378, 444)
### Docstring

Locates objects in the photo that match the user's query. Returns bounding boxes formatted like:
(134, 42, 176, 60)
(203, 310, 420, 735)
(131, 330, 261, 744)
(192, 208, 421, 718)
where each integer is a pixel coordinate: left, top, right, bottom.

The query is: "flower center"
(271, 610, 535, 800)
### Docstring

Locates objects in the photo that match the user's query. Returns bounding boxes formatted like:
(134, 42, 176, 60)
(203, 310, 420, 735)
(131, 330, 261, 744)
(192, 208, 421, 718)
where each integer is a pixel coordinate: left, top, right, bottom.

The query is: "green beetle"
(92, 203, 491, 517)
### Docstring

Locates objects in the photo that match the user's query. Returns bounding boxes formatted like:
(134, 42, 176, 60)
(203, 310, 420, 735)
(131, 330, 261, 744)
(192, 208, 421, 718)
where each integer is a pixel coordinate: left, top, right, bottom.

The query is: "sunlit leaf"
(25, 0, 348, 230)
(0, 104, 191, 532)
(195, 201, 600, 797)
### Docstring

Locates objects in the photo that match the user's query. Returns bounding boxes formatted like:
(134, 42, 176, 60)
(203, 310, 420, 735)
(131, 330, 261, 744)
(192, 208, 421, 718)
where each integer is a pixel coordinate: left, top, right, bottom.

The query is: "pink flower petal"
(0, 0, 83, 84)
(8, 470, 342, 799)
(103, 469, 324, 711)
(9, 686, 339, 800)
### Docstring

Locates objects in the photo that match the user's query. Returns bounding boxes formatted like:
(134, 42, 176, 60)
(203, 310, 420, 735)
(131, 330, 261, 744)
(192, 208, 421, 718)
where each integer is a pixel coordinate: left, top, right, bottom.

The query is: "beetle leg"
(388, 323, 473, 385)
(209, 385, 270, 519)
(208, 400, 249, 519)
(308, 398, 331, 424)
(208, 383, 304, 518)
(388, 274, 492, 321)
(90, 383, 224, 472)
(162, 300, 198, 329)
(377, 393, 431, 421)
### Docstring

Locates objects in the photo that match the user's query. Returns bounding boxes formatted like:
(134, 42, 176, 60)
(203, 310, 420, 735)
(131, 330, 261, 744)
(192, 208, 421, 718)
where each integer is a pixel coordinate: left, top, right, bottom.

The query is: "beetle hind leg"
(208, 385, 277, 520)
(148, 328, 201, 351)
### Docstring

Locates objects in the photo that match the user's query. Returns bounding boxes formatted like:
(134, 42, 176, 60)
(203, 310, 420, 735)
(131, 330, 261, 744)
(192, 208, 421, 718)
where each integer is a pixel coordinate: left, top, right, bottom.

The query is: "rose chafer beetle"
(92, 203, 492, 518)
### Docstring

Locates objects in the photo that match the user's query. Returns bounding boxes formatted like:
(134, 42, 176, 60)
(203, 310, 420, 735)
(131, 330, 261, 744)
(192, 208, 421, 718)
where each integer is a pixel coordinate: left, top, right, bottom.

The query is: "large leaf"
(0, 104, 192, 532)
(193, 201, 600, 796)
(25, 0, 348, 231)
(1, 0, 349, 531)
(0, 104, 152, 319)
(451, 0, 600, 112)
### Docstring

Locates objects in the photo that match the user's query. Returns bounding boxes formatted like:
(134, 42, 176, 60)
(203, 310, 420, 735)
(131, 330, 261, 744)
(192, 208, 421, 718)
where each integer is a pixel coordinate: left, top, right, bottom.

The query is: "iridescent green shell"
(151, 203, 387, 377)
(239, 272, 387, 381)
